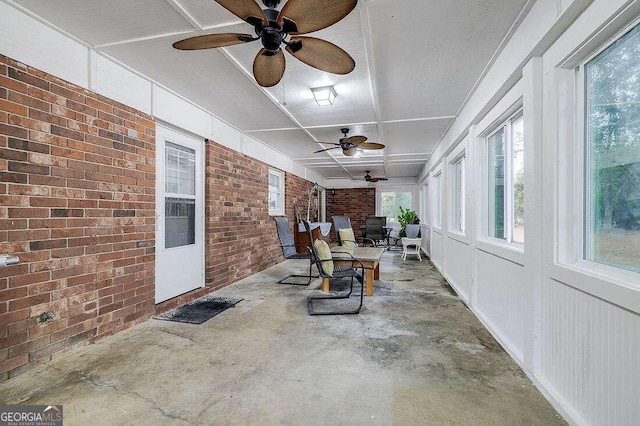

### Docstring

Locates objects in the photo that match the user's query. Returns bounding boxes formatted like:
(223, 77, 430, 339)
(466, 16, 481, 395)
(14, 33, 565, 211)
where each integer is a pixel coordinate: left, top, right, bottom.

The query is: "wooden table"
(323, 247, 385, 296)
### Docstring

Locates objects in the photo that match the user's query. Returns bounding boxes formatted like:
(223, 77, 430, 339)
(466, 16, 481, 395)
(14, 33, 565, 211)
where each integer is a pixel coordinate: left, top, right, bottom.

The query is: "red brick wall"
(0, 54, 319, 380)
(0, 56, 156, 380)
(153, 147, 315, 312)
(285, 173, 314, 225)
(326, 188, 376, 240)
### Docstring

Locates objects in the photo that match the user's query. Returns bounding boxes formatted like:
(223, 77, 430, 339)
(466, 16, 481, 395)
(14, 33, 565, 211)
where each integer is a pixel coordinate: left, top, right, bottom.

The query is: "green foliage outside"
(381, 192, 412, 224)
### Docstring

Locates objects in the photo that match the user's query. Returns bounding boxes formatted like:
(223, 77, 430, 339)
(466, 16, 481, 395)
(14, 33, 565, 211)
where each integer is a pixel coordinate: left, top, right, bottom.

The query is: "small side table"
(401, 237, 422, 261)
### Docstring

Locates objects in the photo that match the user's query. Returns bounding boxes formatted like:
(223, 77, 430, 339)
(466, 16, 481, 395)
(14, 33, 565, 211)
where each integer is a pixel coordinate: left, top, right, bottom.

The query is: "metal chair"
(364, 216, 389, 247)
(303, 220, 365, 315)
(332, 215, 374, 247)
(273, 216, 318, 285)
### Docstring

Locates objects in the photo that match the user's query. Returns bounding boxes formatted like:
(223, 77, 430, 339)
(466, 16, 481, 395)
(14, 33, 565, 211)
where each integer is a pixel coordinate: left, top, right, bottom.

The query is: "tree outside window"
(487, 112, 524, 244)
(381, 192, 413, 225)
(585, 23, 640, 272)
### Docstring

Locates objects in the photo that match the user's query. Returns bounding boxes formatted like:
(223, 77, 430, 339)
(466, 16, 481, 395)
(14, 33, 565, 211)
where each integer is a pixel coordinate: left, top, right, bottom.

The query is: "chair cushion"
(338, 228, 357, 250)
(314, 239, 334, 276)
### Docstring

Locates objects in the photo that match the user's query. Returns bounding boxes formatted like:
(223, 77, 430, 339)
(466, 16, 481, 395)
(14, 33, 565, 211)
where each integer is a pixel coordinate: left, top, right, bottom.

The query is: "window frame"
(482, 109, 525, 249)
(431, 169, 442, 231)
(268, 168, 285, 216)
(376, 187, 418, 229)
(448, 147, 466, 238)
(554, 17, 640, 313)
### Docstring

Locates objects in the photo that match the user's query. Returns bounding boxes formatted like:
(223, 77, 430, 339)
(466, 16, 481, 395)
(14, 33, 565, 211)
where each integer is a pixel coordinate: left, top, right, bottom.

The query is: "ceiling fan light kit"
(311, 85, 337, 106)
(313, 128, 385, 158)
(172, 0, 358, 87)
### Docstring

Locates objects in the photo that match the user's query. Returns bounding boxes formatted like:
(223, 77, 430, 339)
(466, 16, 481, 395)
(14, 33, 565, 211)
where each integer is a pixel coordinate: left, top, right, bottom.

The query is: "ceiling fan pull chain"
(281, 75, 287, 106)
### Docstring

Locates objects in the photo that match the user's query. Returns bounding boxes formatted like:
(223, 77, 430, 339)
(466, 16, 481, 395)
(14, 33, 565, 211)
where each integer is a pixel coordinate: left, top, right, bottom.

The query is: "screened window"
(584, 23, 640, 273)
(381, 191, 413, 225)
(487, 112, 524, 244)
(433, 173, 441, 228)
(268, 169, 285, 216)
(452, 158, 465, 233)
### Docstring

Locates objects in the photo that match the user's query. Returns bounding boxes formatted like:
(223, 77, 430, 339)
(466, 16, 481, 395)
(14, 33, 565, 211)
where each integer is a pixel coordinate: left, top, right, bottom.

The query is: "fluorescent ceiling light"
(311, 86, 336, 106)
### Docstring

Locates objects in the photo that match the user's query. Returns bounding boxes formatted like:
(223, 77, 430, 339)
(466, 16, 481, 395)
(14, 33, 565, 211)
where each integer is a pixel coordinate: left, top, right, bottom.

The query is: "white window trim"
(448, 146, 466, 241)
(478, 107, 525, 255)
(554, 18, 640, 314)
(268, 168, 285, 216)
(431, 168, 443, 232)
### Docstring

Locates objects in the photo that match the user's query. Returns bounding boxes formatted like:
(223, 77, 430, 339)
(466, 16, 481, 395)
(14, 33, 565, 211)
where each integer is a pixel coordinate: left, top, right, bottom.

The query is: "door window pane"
(165, 198, 195, 248)
(488, 128, 506, 239)
(585, 24, 640, 272)
(165, 142, 195, 195)
(512, 115, 525, 244)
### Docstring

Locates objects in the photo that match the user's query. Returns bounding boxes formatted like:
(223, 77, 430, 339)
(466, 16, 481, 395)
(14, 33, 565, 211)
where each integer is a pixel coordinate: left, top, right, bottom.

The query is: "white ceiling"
(7, 0, 530, 182)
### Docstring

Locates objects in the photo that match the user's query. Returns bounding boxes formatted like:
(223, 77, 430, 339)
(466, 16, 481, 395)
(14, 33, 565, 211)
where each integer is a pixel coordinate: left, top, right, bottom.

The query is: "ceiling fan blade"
(345, 135, 367, 145)
(172, 33, 255, 50)
(357, 142, 385, 150)
(253, 48, 286, 87)
(315, 141, 341, 146)
(313, 147, 340, 154)
(215, 0, 268, 26)
(286, 37, 355, 75)
(277, 0, 357, 35)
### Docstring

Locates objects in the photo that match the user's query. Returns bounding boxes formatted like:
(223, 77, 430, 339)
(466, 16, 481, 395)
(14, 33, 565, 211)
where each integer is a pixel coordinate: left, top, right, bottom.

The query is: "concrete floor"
(0, 252, 565, 425)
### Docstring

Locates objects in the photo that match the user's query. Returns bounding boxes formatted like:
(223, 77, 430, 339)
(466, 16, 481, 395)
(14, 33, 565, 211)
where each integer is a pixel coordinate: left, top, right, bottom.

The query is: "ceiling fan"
(172, 0, 357, 87)
(313, 128, 385, 157)
(363, 170, 388, 183)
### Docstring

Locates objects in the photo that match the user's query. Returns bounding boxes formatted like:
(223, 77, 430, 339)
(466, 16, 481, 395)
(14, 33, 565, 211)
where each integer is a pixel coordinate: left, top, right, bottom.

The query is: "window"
(452, 157, 465, 233)
(486, 112, 524, 244)
(268, 168, 285, 216)
(380, 191, 413, 225)
(165, 142, 196, 249)
(584, 23, 640, 273)
(433, 173, 441, 228)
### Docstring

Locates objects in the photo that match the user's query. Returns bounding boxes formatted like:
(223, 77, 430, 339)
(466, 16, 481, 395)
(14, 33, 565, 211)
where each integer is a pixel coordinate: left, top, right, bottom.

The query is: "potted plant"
(398, 206, 420, 238)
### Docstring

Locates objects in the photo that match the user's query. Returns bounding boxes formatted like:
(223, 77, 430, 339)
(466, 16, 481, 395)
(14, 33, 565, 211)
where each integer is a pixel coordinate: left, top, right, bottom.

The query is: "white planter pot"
(405, 224, 420, 238)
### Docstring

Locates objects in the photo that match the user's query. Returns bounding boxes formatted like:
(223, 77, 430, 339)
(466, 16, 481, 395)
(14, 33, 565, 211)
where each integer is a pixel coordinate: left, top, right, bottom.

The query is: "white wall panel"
(444, 238, 471, 301)
(541, 279, 640, 425)
(211, 117, 242, 152)
(152, 85, 213, 140)
(430, 230, 444, 272)
(475, 249, 527, 362)
(0, 2, 88, 87)
(242, 134, 292, 173)
(92, 54, 152, 114)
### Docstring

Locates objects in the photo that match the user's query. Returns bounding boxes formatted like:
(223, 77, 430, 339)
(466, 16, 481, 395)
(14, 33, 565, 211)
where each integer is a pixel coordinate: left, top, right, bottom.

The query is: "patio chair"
(303, 220, 365, 315)
(364, 216, 389, 247)
(273, 216, 318, 285)
(332, 215, 375, 248)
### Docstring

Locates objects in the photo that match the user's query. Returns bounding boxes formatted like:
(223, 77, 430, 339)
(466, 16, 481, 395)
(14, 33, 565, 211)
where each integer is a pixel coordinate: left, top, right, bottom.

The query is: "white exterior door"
(155, 125, 205, 303)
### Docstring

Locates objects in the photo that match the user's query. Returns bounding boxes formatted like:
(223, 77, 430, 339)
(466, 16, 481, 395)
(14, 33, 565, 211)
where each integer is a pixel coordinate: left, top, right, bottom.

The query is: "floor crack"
(79, 371, 194, 424)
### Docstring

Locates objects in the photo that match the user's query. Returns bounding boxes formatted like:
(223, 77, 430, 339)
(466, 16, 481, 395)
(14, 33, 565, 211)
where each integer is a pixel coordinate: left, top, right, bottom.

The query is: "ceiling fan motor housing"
(262, 0, 280, 8)
(259, 8, 284, 52)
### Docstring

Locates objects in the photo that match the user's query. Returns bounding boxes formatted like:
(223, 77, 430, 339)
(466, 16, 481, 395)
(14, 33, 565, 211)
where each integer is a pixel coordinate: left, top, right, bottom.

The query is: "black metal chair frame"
(332, 215, 375, 247)
(364, 216, 390, 247)
(303, 220, 365, 315)
(273, 216, 318, 285)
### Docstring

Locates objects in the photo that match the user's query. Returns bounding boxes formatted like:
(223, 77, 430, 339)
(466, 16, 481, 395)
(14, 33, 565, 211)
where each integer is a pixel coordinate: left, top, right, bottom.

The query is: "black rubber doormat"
(154, 295, 243, 324)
